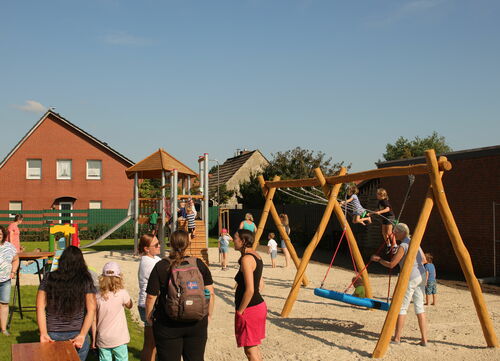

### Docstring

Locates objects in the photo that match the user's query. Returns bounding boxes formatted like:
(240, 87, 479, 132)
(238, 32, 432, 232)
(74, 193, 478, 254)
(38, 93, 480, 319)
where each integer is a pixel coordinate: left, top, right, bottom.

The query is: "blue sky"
(1, 0, 499, 173)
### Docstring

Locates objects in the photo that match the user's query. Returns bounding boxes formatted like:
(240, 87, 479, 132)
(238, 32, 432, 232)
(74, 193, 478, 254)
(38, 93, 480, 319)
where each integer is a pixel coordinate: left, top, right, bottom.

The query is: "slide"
(82, 215, 132, 249)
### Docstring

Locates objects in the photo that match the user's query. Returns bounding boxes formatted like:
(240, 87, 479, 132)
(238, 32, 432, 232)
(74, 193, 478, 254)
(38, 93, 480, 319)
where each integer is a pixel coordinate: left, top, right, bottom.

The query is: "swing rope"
(320, 228, 347, 288)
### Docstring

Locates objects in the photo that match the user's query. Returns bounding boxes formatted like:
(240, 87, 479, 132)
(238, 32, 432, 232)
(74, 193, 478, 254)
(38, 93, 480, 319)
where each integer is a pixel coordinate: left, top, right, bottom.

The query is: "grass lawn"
(21, 237, 221, 253)
(1, 286, 144, 361)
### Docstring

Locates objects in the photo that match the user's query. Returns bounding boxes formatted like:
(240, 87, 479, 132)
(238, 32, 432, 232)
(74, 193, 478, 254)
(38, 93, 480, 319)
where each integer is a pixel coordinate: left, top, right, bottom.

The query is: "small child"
(93, 262, 133, 361)
(267, 233, 278, 268)
(352, 276, 365, 298)
(341, 185, 372, 225)
(218, 228, 232, 270)
(186, 205, 196, 239)
(424, 253, 437, 306)
(149, 210, 158, 234)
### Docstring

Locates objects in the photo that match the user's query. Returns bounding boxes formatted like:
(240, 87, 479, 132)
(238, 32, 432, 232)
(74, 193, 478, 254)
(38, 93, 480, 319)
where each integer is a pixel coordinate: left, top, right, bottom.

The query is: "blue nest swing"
(314, 288, 390, 311)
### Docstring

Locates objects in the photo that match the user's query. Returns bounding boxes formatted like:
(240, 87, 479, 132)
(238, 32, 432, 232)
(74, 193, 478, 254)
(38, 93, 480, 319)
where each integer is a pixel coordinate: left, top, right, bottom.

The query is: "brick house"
(209, 150, 269, 207)
(360, 146, 500, 279)
(0, 110, 134, 216)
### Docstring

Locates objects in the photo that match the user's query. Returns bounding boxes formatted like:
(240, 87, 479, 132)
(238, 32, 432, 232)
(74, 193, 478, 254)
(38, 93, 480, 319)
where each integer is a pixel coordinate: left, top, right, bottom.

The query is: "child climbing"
(369, 188, 397, 251)
(267, 233, 278, 268)
(186, 205, 196, 239)
(149, 210, 158, 235)
(424, 253, 437, 306)
(93, 262, 133, 361)
(341, 185, 372, 225)
(218, 228, 232, 270)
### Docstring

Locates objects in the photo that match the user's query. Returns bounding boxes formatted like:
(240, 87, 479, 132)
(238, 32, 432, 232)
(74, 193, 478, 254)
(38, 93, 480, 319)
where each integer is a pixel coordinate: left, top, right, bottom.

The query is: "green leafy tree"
(238, 147, 348, 207)
(209, 184, 235, 205)
(383, 132, 452, 161)
(139, 179, 162, 198)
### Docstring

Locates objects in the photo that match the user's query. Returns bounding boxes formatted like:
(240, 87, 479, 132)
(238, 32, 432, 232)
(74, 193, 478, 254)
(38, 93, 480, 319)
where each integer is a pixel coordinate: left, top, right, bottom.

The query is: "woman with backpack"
(145, 230, 214, 361)
(234, 229, 267, 361)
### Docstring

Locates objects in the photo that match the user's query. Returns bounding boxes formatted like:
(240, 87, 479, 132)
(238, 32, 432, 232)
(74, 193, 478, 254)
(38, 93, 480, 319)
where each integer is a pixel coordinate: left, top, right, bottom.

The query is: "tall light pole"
(209, 159, 220, 206)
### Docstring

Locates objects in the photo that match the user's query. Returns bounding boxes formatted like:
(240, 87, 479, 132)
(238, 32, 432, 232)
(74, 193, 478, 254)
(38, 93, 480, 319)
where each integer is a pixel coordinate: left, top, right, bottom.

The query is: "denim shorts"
(0, 279, 12, 304)
(220, 246, 229, 254)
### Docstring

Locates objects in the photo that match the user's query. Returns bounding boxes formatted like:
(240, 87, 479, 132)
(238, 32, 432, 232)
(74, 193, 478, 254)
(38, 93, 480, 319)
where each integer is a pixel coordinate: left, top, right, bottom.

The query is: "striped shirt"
(0, 242, 17, 282)
(349, 194, 365, 215)
(187, 213, 196, 229)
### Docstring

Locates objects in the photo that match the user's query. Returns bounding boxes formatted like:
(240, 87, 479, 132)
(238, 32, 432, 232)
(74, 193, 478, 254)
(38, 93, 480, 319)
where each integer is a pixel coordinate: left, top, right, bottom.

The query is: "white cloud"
(102, 31, 153, 46)
(13, 100, 46, 113)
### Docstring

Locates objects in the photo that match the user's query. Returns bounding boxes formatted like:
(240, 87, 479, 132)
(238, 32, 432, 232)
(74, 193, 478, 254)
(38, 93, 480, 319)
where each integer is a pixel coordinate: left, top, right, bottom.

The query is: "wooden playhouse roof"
(125, 148, 198, 179)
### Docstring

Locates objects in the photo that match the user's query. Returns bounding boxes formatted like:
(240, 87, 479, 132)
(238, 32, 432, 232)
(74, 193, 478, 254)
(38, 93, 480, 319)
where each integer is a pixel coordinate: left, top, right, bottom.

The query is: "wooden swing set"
(251, 149, 498, 358)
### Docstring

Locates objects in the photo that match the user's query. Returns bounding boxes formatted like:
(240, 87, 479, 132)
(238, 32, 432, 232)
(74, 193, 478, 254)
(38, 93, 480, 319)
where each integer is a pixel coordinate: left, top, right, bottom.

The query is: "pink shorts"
(235, 302, 267, 347)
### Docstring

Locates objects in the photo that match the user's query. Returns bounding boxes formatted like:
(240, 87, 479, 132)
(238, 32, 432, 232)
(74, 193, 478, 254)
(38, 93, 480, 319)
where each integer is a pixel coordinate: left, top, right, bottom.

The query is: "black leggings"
(153, 317, 208, 361)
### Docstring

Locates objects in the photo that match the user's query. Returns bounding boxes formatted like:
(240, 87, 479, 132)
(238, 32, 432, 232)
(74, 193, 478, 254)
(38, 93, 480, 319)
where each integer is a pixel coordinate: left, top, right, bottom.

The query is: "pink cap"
(222, 228, 228, 233)
(102, 262, 121, 278)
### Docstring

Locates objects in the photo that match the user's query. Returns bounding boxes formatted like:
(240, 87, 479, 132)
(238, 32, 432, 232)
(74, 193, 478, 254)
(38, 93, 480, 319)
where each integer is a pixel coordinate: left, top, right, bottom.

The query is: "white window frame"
(59, 202, 73, 224)
(86, 160, 102, 180)
(26, 159, 42, 179)
(9, 201, 22, 218)
(89, 201, 102, 209)
(56, 159, 72, 180)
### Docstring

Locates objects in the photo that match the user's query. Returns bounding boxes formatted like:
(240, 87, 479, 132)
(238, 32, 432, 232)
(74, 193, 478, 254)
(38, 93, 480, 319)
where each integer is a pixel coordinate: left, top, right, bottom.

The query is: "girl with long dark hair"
(234, 229, 267, 361)
(36, 246, 96, 360)
(145, 230, 215, 361)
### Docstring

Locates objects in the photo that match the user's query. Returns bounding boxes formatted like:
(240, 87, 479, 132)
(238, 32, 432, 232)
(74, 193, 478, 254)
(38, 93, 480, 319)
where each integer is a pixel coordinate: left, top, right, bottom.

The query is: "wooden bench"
(12, 341, 80, 361)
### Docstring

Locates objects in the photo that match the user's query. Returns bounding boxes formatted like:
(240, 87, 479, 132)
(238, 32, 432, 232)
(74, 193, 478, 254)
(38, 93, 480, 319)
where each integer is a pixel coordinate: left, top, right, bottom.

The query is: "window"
(9, 201, 22, 218)
(86, 160, 102, 180)
(89, 201, 102, 209)
(57, 160, 72, 180)
(26, 159, 42, 179)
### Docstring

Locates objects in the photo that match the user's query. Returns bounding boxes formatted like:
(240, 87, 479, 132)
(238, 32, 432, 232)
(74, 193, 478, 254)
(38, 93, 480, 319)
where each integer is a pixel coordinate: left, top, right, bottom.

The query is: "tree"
(237, 147, 348, 207)
(209, 184, 234, 205)
(139, 178, 162, 198)
(383, 132, 452, 161)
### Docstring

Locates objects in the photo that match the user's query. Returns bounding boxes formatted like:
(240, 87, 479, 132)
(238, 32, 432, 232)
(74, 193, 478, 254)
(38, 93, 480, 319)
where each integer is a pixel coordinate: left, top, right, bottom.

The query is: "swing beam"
(255, 150, 497, 358)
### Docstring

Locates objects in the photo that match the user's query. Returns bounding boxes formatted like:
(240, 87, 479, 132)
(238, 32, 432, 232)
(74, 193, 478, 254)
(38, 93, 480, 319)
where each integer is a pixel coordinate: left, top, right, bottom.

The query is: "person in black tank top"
(233, 229, 267, 361)
(369, 188, 398, 253)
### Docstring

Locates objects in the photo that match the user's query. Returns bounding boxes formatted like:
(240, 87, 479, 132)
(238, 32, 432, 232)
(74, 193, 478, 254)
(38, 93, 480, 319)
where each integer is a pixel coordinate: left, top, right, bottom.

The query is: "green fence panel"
(87, 209, 130, 227)
(208, 206, 219, 233)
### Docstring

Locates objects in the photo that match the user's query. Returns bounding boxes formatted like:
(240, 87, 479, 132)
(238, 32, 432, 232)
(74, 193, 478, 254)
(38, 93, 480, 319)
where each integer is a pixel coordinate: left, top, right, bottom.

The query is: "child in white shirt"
(267, 233, 278, 268)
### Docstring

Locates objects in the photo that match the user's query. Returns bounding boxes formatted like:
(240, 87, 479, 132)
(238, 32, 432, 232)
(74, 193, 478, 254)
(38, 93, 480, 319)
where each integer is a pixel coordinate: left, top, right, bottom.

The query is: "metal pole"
(173, 169, 178, 232)
(204, 153, 209, 247)
(217, 161, 220, 206)
(160, 170, 166, 255)
(187, 175, 191, 194)
(170, 172, 174, 234)
(134, 173, 139, 255)
(199, 157, 205, 219)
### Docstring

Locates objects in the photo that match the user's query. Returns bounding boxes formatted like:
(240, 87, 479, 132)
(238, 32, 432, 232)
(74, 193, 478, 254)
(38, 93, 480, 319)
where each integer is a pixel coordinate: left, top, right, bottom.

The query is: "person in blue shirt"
(424, 253, 437, 306)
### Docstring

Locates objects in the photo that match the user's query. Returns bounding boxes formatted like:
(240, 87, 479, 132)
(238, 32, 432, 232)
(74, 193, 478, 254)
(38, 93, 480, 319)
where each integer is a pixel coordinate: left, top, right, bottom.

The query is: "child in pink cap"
(218, 228, 232, 270)
(92, 262, 132, 361)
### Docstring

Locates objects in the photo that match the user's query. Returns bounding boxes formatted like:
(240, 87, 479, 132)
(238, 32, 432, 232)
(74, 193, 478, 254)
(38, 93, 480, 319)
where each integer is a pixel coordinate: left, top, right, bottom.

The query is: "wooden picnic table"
(12, 341, 80, 361)
(8, 251, 55, 329)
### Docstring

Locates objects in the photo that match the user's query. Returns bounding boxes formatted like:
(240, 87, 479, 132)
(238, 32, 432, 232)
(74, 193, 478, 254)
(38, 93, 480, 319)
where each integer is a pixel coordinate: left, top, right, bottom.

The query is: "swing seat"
(314, 288, 390, 311)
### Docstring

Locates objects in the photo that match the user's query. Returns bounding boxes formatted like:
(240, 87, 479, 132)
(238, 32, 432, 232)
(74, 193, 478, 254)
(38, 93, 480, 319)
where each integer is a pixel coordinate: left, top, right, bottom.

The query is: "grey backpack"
(164, 257, 208, 322)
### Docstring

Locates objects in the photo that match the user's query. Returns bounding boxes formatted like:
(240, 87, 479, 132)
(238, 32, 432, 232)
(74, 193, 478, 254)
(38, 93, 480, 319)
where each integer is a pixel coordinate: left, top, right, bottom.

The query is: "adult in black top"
(145, 230, 214, 361)
(233, 229, 266, 361)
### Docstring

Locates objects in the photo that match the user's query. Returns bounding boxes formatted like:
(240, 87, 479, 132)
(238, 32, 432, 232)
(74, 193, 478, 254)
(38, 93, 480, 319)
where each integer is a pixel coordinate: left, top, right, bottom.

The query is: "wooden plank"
(265, 159, 452, 189)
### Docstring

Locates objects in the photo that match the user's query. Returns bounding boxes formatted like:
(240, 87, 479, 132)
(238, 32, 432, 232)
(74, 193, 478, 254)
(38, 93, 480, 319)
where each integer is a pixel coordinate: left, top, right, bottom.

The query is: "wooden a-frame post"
(372, 153, 498, 358)
(253, 175, 308, 286)
(281, 167, 348, 317)
(315, 168, 373, 300)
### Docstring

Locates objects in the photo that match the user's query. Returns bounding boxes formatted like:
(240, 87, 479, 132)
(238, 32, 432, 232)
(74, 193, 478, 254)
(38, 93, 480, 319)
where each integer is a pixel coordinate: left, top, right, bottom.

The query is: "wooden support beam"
(265, 159, 452, 189)
(253, 176, 279, 248)
(280, 167, 347, 318)
(426, 150, 499, 348)
(314, 167, 373, 298)
(373, 156, 445, 358)
(256, 176, 308, 286)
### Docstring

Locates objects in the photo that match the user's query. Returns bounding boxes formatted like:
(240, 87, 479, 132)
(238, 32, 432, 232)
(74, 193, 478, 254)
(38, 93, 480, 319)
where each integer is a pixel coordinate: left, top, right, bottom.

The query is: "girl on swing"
(369, 188, 397, 252)
(341, 185, 372, 225)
